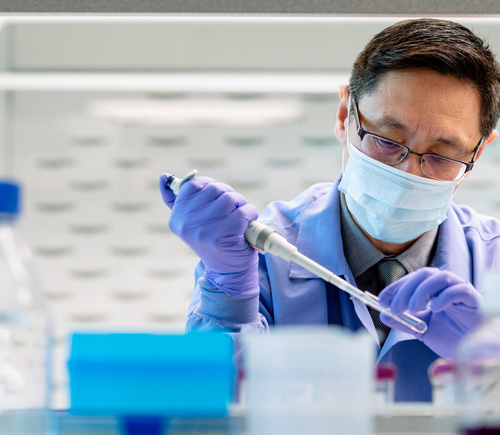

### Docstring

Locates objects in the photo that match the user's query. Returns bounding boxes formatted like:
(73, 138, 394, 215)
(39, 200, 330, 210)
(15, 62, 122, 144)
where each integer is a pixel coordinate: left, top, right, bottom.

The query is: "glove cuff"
(204, 268, 260, 300)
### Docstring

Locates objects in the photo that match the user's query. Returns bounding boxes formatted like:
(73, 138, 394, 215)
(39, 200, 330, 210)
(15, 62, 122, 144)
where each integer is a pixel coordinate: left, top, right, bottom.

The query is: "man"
(159, 18, 500, 401)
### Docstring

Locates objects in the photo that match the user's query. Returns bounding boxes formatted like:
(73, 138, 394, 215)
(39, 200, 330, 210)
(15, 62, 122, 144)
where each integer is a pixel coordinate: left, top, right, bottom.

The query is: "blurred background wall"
(0, 11, 498, 409)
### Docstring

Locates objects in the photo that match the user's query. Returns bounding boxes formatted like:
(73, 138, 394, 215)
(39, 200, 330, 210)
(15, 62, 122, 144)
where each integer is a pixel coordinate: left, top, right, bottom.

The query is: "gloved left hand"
(378, 267, 483, 359)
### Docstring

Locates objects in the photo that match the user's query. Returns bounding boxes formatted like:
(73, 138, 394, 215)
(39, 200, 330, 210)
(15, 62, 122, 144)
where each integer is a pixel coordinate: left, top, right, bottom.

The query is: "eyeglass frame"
(351, 98, 484, 180)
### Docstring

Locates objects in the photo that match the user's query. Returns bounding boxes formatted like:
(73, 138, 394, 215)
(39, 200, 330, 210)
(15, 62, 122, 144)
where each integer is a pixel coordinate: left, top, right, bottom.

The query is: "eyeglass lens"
(360, 134, 466, 181)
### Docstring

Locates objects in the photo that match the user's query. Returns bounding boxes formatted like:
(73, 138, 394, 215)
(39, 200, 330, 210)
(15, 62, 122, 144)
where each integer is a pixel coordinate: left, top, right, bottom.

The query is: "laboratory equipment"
(0, 328, 24, 410)
(244, 327, 373, 435)
(68, 332, 234, 417)
(0, 180, 50, 433)
(164, 170, 428, 334)
(164, 169, 198, 194)
(374, 363, 396, 406)
(456, 271, 500, 431)
(429, 358, 456, 407)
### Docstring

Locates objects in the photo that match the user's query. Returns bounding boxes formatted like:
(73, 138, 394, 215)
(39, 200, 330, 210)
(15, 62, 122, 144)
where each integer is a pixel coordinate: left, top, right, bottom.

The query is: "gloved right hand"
(379, 267, 483, 360)
(159, 174, 260, 299)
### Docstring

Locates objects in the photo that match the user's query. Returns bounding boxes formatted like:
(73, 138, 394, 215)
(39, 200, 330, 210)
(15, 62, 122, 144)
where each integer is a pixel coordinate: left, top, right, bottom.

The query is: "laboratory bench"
(0, 404, 473, 435)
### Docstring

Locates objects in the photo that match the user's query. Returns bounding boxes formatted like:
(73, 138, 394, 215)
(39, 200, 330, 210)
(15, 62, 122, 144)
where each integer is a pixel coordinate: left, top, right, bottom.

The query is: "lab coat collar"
(289, 175, 347, 279)
(377, 328, 416, 363)
(430, 203, 472, 282)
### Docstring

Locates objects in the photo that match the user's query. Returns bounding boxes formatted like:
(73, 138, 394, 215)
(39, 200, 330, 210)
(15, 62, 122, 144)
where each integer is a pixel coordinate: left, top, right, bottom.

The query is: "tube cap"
(0, 180, 20, 215)
(429, 358, 456, 379)
(375, 363, 397, 381)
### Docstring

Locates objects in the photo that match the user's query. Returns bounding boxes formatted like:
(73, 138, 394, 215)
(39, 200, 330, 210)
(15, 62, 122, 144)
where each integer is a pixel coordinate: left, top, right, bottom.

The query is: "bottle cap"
(375, 363, 397, 381)
(0, 180, 20, 215)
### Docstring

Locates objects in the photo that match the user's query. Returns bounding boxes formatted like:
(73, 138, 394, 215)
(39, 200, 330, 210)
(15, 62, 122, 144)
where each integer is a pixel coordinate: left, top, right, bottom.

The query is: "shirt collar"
(339, 191, 438, 278)
(397, 226, 438, 273)
(339, 192, 384, 278)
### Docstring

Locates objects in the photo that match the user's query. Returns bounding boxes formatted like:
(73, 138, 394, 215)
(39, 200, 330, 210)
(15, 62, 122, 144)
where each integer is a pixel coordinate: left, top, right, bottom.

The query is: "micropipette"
(164, 170, 428, 335)
(164, 169, 199, 195)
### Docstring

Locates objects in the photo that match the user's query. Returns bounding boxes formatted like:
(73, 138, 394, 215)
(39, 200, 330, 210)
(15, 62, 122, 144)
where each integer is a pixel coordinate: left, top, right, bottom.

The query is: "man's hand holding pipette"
(160, 170, 428, 334)
(378, 267, 483, 359)
(159, 173, 260, 299)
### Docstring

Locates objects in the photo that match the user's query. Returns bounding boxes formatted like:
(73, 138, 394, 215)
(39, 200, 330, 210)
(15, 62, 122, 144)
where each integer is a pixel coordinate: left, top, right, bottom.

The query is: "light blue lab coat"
(186, 174, 500, 401)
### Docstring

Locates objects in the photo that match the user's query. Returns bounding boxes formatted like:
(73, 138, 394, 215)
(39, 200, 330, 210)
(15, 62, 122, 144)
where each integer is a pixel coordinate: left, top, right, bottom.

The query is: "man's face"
(340, 68, 488, 181)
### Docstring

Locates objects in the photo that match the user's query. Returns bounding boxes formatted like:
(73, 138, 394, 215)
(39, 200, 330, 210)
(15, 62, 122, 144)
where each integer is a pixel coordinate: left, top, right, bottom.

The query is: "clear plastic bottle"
(0, 180, 50, 433)
(456, 270, 500, 432)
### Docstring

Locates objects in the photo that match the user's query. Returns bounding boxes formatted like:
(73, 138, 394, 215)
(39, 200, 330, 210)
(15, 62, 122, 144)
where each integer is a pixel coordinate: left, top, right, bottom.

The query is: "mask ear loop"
(342, 94, 352, 173)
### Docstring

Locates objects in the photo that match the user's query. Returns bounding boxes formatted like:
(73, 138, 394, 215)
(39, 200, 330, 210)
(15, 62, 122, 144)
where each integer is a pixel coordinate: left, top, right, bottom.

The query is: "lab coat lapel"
(430, 203, 472, 282)
(377, 328, 415, 363)
(342, 263, 381, 344)
(288, 176, 380, 343)
(289, 176, 347, 279)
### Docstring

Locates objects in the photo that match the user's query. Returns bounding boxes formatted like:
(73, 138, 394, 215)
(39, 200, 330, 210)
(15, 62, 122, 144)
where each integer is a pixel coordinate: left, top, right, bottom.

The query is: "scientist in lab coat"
(159, 18, 500, 401)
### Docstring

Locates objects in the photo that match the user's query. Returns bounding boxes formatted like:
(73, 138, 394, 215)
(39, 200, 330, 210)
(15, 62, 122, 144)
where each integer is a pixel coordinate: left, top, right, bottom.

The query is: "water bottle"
(0, 180, 50, 433)
(455, 270, 500, 433)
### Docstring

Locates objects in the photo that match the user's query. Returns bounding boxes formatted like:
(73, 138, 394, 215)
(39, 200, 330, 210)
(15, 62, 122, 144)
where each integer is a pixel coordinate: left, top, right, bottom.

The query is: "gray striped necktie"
(370, 259, 407, 347)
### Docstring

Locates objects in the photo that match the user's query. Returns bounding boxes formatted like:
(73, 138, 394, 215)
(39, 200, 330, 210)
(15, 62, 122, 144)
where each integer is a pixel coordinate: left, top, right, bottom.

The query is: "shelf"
(0, 72, 349, 93)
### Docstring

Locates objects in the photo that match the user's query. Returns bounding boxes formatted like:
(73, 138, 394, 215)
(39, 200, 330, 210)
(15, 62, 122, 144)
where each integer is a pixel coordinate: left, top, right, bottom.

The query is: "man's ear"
(335, 84, 350, 146)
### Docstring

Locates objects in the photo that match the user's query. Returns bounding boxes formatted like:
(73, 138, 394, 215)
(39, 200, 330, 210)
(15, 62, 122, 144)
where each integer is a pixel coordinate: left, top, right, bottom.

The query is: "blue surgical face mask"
(338, 99, 460, 244)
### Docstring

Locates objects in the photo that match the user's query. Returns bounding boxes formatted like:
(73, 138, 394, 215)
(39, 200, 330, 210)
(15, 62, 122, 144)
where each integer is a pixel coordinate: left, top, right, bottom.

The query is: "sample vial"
(429, 358, 456, 407)
(374, 363, 396, 405)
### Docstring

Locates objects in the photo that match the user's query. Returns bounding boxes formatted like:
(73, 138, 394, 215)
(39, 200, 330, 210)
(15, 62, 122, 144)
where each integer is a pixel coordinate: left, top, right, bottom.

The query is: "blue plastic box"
(68, 332, 234, 417)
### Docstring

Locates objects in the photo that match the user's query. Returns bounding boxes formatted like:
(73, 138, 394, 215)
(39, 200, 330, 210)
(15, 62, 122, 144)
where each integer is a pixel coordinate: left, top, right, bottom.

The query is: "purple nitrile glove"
(378, 267, 483, 360)
(159, 173, 259, 299)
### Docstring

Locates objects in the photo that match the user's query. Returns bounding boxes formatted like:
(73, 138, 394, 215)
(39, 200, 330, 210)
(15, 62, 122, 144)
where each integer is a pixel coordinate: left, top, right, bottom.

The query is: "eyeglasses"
(351, 100, 483, 182)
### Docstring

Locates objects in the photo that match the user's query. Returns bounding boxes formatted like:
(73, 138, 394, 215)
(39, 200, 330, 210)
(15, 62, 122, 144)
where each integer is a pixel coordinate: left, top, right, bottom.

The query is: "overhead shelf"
(0, 72, 349, 93)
